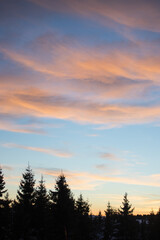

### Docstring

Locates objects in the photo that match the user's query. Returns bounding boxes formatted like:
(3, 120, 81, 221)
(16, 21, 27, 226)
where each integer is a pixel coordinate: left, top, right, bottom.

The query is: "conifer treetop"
(0, 167, 7, 198)
(17, 165, 35, 206)
(119, 193, 134, 216)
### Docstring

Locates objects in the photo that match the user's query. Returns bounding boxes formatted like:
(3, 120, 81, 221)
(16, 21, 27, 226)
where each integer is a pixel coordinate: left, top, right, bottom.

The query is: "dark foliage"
(0, 168, 12, 240)
(49, 174, 75, 240)
(13, 165, 36, 239)
(2, 166, 160, 240)
(0, 167, 7, 198)
(75, 194, 91, 240)
(118, 193, 137, 239)
(34, 175, 49, 239)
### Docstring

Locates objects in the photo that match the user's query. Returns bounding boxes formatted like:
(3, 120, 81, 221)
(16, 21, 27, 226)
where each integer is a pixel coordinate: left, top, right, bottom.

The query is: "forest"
(1, 166, 160, 240)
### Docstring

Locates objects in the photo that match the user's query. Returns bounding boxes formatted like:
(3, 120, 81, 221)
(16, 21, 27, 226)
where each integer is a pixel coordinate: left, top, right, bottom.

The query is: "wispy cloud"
(36, 167, 160, 190)
(95, 164, 107, 170)
(1, 86, 160, 129)
(0, 120, 46, 135)
(30, 0, 160, 32)
(87, 134, 99, 137)
(0, 165, 13, 171)
(100, 152, 124, 162)
(3, 143, 72, 158)
(0, 3, 160, 134)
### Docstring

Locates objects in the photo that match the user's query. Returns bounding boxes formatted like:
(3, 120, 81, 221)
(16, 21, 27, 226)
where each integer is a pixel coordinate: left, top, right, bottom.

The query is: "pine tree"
(17, 165, 35, 208)
(34, 175, 49, 239)
(118, 193, 135, 240)
(119, 193, 134, 216)
(35, 175, 48, 208)
(0, 167, 7, 199)
(50, 174, 75, 240)
(2, 193, 12, 239)
(14, 165, 36, 239)
(0, 168, 8, 240)
(76, 194, 90, 216)
(75, 194, 91, 240)
(104, 202, 116, 240)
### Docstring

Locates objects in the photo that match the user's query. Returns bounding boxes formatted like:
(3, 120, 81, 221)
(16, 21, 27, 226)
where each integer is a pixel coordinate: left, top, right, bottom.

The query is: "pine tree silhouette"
(50, 174, 75, 240)
(104, 202, 116, 240)
(76, 194, 90, 216)
(0, 167, 8, 240)
(14, 165, 36, 239)
(35, 175, 49, 239)
(75, 194, 91, 240)
(0, 167, 7, 199)
(119, 193, 134, 216)
(17, 164, 35, 208)
(118, 193, 135, 240)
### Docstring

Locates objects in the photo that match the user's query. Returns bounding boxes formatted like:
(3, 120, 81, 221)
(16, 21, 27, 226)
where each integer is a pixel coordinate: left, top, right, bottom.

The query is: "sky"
(1, 0, 160, 215)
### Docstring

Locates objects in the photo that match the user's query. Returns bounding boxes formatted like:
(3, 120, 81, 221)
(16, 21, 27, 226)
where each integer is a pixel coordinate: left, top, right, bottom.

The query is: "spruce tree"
(2, 193, 12, 239)
(75, 194, 91, 240)
(50, 174, 75, 240)
(17, 165, 35, 208)
(0, 167, 7, 199)
(76, 194, 90, 216)
(14, 165, 36, 239)
(118, 193, 135, 240)
(0, 168, 8, 240)
(119, 193, 134, 216)
(34, 175, 49, 238)
(35, 175, 48, 208)
(104, 202, 116, 240)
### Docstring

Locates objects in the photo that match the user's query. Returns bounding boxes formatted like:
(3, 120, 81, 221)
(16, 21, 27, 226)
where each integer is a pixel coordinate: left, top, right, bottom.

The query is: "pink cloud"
(0, 33, 160, 133)
(3, 143, 73, 158)
(101, 152, 124, 161)
(37, 168, 160, 190)
(30, 0, 160, 32)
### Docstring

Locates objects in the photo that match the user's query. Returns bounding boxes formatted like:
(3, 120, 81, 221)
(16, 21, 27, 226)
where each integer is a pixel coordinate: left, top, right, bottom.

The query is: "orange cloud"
(30, 0, 160, 32)
(1, 88, 160, 128)
(1, 45, 160, 84)
(0, 33, 160, 133)
(1, 165, 13, 171)
(0, 120, 46, 134)
(101, 153, 124, 161)
(37, 168, 160, 191)
(3, 143, 72, 158)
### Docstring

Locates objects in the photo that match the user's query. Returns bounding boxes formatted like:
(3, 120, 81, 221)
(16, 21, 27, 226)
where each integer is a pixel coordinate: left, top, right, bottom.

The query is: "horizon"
(1, 0, 160, 216)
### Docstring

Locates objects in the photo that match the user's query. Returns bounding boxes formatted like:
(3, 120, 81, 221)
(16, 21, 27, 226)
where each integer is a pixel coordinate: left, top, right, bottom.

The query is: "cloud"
(1, 43, 160, 84)
(36, 167, 160, 191)
(30, 0, 160, 32)
(0, 165, 13, 171)
(87, 134, 99, 137)
(100, 152, 124, 161)
(3, 143, 72, 158)
(0, 26, 160, 133)
(0, 120, 46, 135)
(1, 86, 160, 129)
(95, 164, 107, 170)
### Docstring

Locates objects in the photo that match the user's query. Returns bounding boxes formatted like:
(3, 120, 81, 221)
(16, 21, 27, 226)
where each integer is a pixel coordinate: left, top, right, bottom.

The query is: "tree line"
(1, 166, 160, 240)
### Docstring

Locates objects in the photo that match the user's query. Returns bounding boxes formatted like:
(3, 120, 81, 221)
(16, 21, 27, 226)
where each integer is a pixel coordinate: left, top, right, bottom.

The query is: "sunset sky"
(1, 0, 160, 215)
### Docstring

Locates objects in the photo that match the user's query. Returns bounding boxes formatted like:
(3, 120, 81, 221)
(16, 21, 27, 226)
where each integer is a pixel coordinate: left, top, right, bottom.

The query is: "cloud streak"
(37, 168, 160, 190)
(3, 143, 72, 158)
(100, 152, 124, 162)
(30, 0, 160, 32)
(0, 3, 160, 134)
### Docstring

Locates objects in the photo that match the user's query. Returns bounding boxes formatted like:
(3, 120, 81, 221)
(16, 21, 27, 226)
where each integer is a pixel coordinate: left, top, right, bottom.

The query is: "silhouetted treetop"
(119, 193, 134, 216)
(17, 165, 35, 207)
(50, 174, 74, 206)
(76, 194, 90, 216)
(35, 175, 48, 207)
(0, 167, 7, 198)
